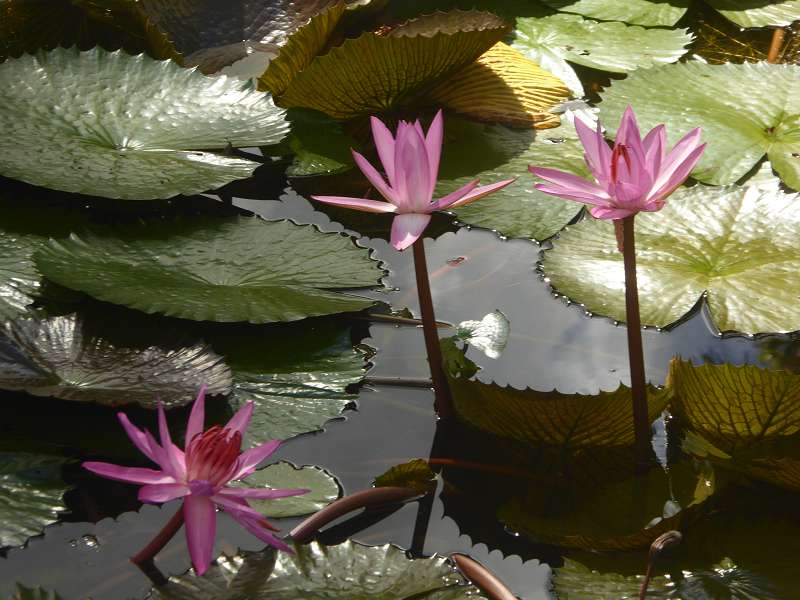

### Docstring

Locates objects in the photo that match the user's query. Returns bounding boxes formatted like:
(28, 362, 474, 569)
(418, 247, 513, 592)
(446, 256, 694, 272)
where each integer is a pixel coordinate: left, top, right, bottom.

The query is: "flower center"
(610, 143, 632, 185)
(185, 426, 242, 487)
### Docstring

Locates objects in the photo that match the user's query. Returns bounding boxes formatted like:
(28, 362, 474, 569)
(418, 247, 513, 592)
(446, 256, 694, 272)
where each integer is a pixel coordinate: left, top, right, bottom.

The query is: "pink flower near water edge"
(83, 387, 308, 575)
(311, 110, 515, 250)
(530, 106, 706, 220)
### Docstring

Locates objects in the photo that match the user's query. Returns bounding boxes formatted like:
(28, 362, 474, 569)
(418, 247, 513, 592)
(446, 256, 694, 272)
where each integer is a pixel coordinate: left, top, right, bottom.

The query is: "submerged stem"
(620, 216, 650, 467)
(412, 238, 454, 420)
(130, 506, 184, 567)
(767, 27, 786, 63)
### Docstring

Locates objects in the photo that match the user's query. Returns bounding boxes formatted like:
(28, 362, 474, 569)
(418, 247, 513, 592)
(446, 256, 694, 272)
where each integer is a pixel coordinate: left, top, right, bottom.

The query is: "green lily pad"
(34, 215, 383, 324)
(455, 310, 510, 360)
(513, 14, 691, 96)
(0, 453, 71, 548)
(435, 118, 585, 241)
(552, 557, 781, 599)
(286, 108, 359, 177)
(4, 585, 65, 600)
(148, 540, 487, 599)
(233, 462, 340, 518)
(598, 61, 800, 190)
(706, 0, 800, 28)
(542, 182, 800, 334)
(0, 47, 289, 200)
(0, 313, 232, 408)
(374, 459, 438, 494)
(267, 10, 509, 119)
(541, 0, 689, 26)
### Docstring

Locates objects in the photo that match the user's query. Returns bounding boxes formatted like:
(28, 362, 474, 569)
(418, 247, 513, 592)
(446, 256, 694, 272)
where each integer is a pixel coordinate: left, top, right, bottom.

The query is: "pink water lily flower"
(311, 110, 515, 251)
(530, 106, 706, 220)
(83, 388, 308, 575)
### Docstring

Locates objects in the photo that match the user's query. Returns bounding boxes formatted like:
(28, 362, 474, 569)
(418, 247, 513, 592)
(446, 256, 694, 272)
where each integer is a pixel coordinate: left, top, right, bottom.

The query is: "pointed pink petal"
(217, 486, 309, 500)
(227, 511, 293, 552)
(648, 143, 706, 202)
(574, 117, 611, 181)
(212, 494, 267, 520)
(616, 106, 645, 160)
(184, 386, 206, 450)
(534, 183, 608, 206)
(352, 150, 398, 204)
(83, 462, 176, 485)
(446, 178, 516, 209)
(392, 122, 412, 210)
(650, 128, 703, 194)
(370, 116, 396, 186)
(530, 166, 610, 200)
(139, 483, 190, 503)
(431, 179, 480, 211)
(643, 125, 666, 162)
(184, 495, 216, 576)
(590, 205, 637, 220)
(396, 125, 432, 212)
(390, 213, 431, 251)
(310, 195, 398, 213)
(117, 413, 159, 463)
(232, 440, 281, 480)
(158, 404, 186, 480)
(424, 110, 444, 196)
(225, 401, 253, 437)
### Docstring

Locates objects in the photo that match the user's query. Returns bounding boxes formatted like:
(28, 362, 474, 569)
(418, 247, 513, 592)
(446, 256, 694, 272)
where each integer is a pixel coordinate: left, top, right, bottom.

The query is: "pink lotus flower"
(311, 110, 515, 250)
(530, 106, 706, 220)
(83, 388, 308, 575)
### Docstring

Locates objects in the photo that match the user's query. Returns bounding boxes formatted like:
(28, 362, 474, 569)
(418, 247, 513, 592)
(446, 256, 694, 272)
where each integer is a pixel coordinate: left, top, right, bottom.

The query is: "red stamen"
(186, 426, 242, 485)
(610, 144, 632, 184)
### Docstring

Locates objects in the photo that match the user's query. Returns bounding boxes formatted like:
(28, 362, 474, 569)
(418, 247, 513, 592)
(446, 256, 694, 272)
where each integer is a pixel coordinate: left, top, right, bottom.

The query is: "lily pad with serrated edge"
(706, 0, 800, 28)
(0, 453, 71, 548)
(0, 47, 289, 200)
(541, 181, 800, 334)
(34, 215, 383, 324)
(541, 0, 689, 26)
(0, 313, 232, 408)
(265, 10, 509, 120)
(598, 61, 800, 190)
(147, 540, 487, 599)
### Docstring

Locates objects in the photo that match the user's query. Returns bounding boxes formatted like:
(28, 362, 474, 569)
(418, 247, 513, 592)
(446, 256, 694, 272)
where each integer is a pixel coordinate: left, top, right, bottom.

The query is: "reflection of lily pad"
(0, 47, 289, 200)
(374, 459, 438, 494)
(542, 183, 800, 334)
(0, 314, 232, 408)
(0, 453, 71, 548)
(233, 462, 340, 518)
(35, 216, 383, 324)
(541, 0, 689, 26)
(599, 61, 800, 190)
(149, 541, 487, 599)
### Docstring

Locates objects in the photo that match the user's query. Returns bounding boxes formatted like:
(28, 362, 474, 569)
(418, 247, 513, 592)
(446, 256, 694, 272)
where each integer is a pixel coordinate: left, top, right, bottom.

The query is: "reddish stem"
(621, 216, 650, 467)
(452, 554, 517, 600)
(767, 28, 786, 63)
(412, 238, 454, 420)
(130, 506, 184, 566)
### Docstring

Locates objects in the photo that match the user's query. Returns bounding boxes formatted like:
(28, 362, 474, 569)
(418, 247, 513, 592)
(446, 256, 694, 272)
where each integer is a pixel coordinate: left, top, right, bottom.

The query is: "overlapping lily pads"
(0, 314, 232, 408)
(34, 216, 383, 324)
(706, 0, 800, 28)
(599, 61, 800, 190)
(541, 0, 689, 26)
(542, 181, 800, 334)
(0, 47, 289, 200)
(149, 541, 487, 599)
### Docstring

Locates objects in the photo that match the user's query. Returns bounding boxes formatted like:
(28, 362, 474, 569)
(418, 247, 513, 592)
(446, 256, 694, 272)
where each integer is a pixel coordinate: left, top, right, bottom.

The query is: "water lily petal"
(590, 205, 637, 220)
(390, 213, 431, 251)
(217, 486, 310, 500)
(534, 183, 608, 206)
(212, 493, 268, 521)
(530, 166, 610, 200)
(184, 386, 206, 450)
(648, 142, 706, 202)
(650, 127, 703, 195)
(184, 494, 217, 576)
(227, 510, 293, 552)
(117, 413, 159, 463)
(83, 462, 175, 485)
(575, 117, 611, 182)
(352, 150, 398, 204)
(310, 195, 398, 213)
(139, 483, 190, 503)
(424, 110, 444, 196)
(431, 179, 480, 211)
(232, 439, 282, 480)
(158, 403, 186, 480)
(225, 400, 254, 437)
(396, 123, 432, 212)
(642, 124, 666, 174)
(446, 178, 517, 209)
(370, 116, 396, 186)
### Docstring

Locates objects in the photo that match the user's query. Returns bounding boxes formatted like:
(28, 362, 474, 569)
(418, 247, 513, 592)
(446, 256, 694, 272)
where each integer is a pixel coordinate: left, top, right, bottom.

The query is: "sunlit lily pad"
(541, 0, 689, 26)
(0, 314, 232, 408)
(148, 541, 487, 599)
(706, 0, 800, 28)
(35, 216, 383, 323)
(4, 584, 65, 600)
(542, 182, 800, 334)
(455, 310, 510, 360)
(598, 61, 800, 190)
(265, 10, 509, 119)
(513, 14, 691, 96)
(0, 453, 71, 548)
(232, 462, 340, 518)
(0, 47, 289, 200)
(435, 118, 586, 241)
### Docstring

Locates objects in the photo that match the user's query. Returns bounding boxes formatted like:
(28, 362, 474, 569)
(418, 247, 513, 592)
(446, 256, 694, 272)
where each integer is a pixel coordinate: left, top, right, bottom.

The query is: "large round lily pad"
(34, 216, 383, 324)
(541, 182, 800, 334)
(706, 0, 800, 28)
(541, 0, 689, 26)
(598, 61, 800, 190)
(0, 47, 289, 200)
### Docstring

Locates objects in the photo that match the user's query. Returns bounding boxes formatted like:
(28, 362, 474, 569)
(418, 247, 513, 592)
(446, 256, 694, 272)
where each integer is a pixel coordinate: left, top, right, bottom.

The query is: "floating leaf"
(706, 0, 800, 28)
(455, 310, 510, 360)
(374, 459, 437, 494)
(148, 541, 487, 599)
(4, 585, 65, 600)
(428, 41, 568, 128)
(268, 10, 509, 119)
(0, 47, 289, 200)
(286, 108, 358, 176)
(0, 453, 71, 548)
(0, 314, 232, 408)
(513, 14, 691, 96)
(542, 183, 800, 334)
(0, 230, 42, 321)
(232, 462, 340, 518)
(435, 118, 585, 241)
(35, 216, 383, 324)
(541, 0, 689, 26)
(598, 61, 800, 190)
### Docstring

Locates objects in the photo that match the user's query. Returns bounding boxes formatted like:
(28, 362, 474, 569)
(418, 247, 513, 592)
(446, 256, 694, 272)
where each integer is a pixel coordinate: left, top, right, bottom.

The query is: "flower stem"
(767, 27, 786, 63)
(452, 554, 517, 600)
(621, 216, 651, 467)
(412, 238, 454, 420)
(130, 506, 184, 567)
